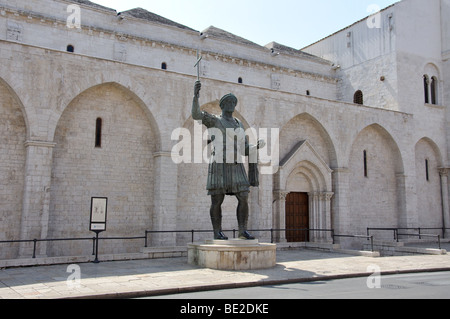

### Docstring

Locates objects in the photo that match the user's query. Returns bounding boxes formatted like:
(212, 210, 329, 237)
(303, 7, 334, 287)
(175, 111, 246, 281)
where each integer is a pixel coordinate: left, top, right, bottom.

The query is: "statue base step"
(187, 239, 276, 270)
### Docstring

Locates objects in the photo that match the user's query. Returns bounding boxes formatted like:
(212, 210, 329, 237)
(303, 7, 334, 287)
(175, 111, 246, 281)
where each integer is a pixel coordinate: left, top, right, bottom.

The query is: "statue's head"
(220, 93, 238, 113)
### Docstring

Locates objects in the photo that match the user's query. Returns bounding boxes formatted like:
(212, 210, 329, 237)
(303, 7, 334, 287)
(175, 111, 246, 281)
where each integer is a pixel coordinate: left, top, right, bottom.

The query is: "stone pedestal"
(187, 239, 276, 270)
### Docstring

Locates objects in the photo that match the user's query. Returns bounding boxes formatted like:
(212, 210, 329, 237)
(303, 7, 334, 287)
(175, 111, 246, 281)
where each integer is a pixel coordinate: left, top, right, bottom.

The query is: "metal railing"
(367, 227, 448, 250)
(0, 235, 146, 260)
(0, 237, 97, 259)
(1, 228, 339, 260)
(333, 234, 374, 252)
(145, 228, 336, 246)
(6, 225, 446, 261)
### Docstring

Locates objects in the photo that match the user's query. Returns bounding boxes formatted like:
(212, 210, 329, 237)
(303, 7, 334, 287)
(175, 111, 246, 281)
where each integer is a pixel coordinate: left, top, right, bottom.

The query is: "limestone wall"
(0, 0, 448, 258)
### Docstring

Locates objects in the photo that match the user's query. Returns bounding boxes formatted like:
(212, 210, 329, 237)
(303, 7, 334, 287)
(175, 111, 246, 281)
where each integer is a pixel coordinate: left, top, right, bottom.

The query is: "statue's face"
(221, 100, 236, 113)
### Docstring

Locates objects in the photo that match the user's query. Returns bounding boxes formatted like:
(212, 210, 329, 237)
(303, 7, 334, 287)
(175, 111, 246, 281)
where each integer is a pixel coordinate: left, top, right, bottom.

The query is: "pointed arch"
(274, 140, 334, 243)
(414, 137, 444, 228)
(202, 100, 251, 127)
(51, 82, 161, 150)
(414, 137, 443, 167)
(181, 99, 257, 147)
(0, 77, 28, 258)
(0, 77, 30, 139)
(48, 82, 158, 256)
(348, 123, 404, 174)
(279, 112, 338, 169)
(279, 141, 332, 192)
(347, 123, 404, 235)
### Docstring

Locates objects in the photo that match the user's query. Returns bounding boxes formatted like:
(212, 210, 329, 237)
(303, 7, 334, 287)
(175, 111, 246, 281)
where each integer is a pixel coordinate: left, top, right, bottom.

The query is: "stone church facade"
(0, 0, 448, 259)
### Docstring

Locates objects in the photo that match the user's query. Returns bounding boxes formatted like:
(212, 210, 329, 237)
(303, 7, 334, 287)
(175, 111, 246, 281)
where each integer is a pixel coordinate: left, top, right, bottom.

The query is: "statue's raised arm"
(192, 81, 203, 121)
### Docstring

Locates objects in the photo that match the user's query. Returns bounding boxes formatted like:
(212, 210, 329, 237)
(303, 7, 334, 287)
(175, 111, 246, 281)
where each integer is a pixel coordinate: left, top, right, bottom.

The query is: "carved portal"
(274, 140, 334, 243)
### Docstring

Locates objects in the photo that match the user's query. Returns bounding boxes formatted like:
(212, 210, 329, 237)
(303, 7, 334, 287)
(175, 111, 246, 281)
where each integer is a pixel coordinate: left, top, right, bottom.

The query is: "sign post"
(89, 197, 108, 263)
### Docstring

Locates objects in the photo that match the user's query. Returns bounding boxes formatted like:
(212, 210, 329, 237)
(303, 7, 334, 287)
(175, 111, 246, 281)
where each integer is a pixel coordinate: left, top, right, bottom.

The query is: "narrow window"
(354, 90, 363, 105)
(161, 62, 167, 70)
(306, 90, 310, 96)
(423, 75, 429, 104)
(238, 77, 243, 84)
(363, 150, 368, 177)
(67, 45, 74, 53)
(95, 118, 102, 148)
(425, 159, 429, 181)
(431, 76, 437, 105)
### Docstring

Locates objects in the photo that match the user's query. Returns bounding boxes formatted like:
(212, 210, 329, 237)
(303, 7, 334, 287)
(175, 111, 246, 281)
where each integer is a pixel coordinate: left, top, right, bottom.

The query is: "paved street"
(1, 248, 450, 299)
(148, 271, 450, 299)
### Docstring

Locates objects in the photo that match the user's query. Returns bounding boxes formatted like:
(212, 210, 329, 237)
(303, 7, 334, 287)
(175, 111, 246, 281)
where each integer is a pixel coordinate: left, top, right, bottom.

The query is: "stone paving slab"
(0, 249, 449, 299)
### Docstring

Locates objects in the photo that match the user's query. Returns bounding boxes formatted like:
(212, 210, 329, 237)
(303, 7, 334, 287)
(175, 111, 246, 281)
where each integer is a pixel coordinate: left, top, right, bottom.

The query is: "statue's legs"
(210, 194, 228, 240)
(235, 192, 255, 240)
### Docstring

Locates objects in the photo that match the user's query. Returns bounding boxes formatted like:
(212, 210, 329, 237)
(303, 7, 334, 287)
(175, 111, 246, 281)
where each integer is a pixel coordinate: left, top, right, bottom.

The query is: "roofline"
(302, 1, 399, 50)
(59, 0, 117, 13)
(120, 7, 198, 32)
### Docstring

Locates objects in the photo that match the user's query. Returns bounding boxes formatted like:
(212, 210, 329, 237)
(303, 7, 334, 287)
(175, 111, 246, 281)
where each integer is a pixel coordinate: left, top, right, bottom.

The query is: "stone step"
(363, 241, 447, 256)
(276, 242, 341, 251)
(140, 246, 187, 258)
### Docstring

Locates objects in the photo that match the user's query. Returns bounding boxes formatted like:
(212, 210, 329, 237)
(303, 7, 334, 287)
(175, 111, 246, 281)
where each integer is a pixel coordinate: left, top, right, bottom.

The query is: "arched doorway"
(286, 192, 309, 242)
(274, 140, 334, 243)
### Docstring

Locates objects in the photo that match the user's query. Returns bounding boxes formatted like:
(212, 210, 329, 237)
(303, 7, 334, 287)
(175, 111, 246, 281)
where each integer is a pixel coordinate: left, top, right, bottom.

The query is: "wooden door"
(285, 192, 309, 242)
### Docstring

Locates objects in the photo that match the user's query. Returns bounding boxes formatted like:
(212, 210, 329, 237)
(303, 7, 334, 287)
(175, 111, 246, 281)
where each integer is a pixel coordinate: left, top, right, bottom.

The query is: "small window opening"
(67, 45, 75, 53)
(161, 62, 167, 70)
(238, 77, 243, 84)
(423, 75, 429, 104)
(306, 90, 310, 96)
(363, 150, 368, 177)
(354, 90, 363, 105)
(431, 76, 437, 105)
(425, 159, 430, 181)
(95, 118, 102, 148)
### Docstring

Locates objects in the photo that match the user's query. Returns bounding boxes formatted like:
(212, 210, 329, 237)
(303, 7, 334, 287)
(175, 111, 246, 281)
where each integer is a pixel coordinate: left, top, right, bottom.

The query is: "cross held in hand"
(195, 50, 203, 81)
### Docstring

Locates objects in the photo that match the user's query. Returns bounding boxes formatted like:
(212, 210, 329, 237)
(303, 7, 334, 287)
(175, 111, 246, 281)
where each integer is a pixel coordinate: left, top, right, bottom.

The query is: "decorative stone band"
(438, 167, 449, 177)
(153, 151, 172, 158)
(24, 140, 57, 148)
(273, 190, 289, 201)
(308, 192, 334, 201)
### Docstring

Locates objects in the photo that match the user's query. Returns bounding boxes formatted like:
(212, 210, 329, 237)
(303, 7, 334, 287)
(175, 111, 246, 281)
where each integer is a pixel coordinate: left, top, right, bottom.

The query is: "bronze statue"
(192, 81, 265, 240)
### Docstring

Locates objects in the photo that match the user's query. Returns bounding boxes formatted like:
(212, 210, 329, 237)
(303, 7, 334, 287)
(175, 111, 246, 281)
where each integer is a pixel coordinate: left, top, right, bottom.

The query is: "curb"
(66, 267, 450, 299)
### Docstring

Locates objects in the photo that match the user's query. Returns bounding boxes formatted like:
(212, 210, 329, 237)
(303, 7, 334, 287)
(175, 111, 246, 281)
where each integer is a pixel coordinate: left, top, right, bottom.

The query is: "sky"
(90, 0, 399, 49)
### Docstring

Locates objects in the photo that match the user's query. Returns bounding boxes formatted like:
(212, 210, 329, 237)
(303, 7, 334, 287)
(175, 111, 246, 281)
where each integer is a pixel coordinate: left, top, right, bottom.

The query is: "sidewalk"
(1, 248, 450, 299)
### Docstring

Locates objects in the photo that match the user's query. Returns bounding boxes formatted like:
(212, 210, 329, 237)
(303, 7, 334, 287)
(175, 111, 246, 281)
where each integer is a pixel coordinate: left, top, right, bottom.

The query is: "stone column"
(308, 192, 319, 242)
(309, 192, 333, 243)
(273, 190, 288, 242)
(396, 173, 418, 229)
(151, 151, 178, 247)
(331, 168, 349, 235)
(321, 192, 334, 242)
(19, 140, 56, 257)
(398, 149, 419, 229)
(439, 168, 449, 237)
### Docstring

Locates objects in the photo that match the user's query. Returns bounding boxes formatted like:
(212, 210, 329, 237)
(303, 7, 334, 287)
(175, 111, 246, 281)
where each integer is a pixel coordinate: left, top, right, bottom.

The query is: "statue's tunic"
(197, 111, 251, 196)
